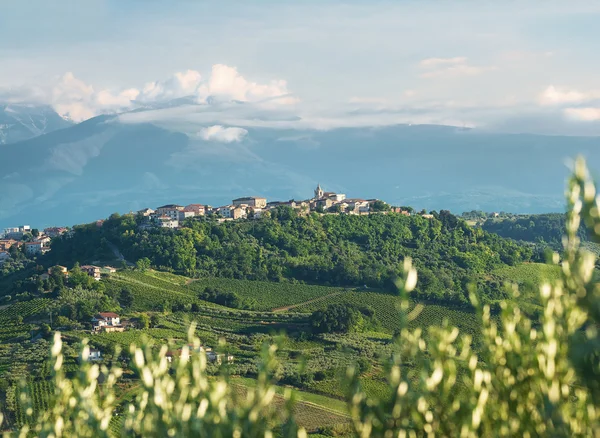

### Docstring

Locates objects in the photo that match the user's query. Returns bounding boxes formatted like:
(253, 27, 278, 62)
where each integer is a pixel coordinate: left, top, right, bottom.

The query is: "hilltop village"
(136, 184, 418, 230)
(0, 185, 426, 269)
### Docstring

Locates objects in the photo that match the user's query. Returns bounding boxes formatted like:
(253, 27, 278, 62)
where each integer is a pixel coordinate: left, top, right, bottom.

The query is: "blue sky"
(2, 0, 600, 134)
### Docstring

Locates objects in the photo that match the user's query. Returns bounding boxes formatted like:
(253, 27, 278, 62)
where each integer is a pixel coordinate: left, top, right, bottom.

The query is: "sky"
(2, 0, 600, 134)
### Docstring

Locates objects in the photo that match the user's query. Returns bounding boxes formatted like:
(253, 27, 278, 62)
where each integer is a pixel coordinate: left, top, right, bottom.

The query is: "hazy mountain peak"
(0, 104, 73, 145)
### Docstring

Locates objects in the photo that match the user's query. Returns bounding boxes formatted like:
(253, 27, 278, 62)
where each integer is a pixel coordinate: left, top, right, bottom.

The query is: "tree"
(150, 314, 160, 328)
(40, 323, 52, 339)
(310, 303, 362, 333)
(119, 288, 134, 309)
(138, 313, 150, 329)
(136, 257, 151, 272)
(369, 200, 390, 212)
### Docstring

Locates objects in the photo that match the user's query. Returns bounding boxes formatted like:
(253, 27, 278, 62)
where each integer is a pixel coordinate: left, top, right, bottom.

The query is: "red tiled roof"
(98, 312, 119, 318)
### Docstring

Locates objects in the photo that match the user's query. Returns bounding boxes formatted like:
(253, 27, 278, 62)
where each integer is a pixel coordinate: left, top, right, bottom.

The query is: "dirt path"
(272, 291, 345, 313)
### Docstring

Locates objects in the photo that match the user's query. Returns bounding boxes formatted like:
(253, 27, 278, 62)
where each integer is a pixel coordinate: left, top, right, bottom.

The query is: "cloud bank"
(1, 65, 296, 123)
(199, 125, 248, 143)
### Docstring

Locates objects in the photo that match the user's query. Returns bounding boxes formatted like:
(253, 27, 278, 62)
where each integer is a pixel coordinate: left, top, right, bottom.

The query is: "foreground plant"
(16, 326, 304, 438)
(345, 157, 599, 437)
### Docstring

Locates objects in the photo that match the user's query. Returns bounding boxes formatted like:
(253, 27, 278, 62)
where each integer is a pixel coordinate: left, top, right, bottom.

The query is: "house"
(0, 251, 10, 265)
(178, 210, 196, 221)
(184, 204, 205, 216)
(156, 204, 184, 220)
(217, 205, 247, 220)
(81, 265, 101, 280)
(48, 265, 68, 276)
(390, 207, 411, 216)
(0, 239, 19, 252)
(44, 227, 68, 238)
(137, 208, 155, 217)
(156, 215, 179, 229)
(232, 197, 267, 209)
(88, 348, 102, 361)
(3, 225, 31, 240)
(92, 312, 124, 332)
(24, 241, 43, 256)
(36, 236, 51, 247)
(103, 266, 117, 273)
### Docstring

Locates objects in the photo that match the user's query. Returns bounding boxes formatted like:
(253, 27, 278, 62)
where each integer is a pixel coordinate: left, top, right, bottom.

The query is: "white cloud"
(419, 57, 467, 68)
(564, 107, 600, 121)
(418, 57, 496, 78)
(539, 85, 600, 106)
(36, 65, 295, 122)
(196, 64, 292, 103)
(51, 72, 140, 122)
(139, 69, 202, 102)
(198, 125, 248, 143)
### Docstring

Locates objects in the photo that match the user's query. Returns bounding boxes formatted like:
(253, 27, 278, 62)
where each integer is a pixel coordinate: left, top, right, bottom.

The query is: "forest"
(46, 208, 532, 306)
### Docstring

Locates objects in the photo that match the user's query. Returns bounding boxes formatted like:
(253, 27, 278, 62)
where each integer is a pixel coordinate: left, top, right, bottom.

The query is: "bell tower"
(314, 183, 324, 199)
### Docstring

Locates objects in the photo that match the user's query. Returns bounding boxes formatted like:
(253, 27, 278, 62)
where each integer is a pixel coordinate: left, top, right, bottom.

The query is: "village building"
(178, 210, 196, 221)
(36, 236, 51, 246)
(313, 184, 346, 202)
(91, 312, 124, 333)
(0, 239, 19, 252)
(81, 265, 101, 280)
(43, 227, 68, 238)
(103, 266, 117, 273)
(137, 208, 155, 217)
(156, 215, 179, 229)
(217, 205, 247, 220)
(232, 197, 267, 209)
(3, 225, 31, 240)
(156, 204, 184, 220)
(48, 265, 68, 276)
(24, 241, 43, 256)
(390, 207, 411, 215)
(184, 204, 205, 216)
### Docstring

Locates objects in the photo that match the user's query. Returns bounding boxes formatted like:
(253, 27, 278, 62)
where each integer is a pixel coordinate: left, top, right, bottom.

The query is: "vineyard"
(13, 380, 54, 427)
(184, 276, 349, 311)
(0, 298, 53, 322)
(492, 262, 561, 288)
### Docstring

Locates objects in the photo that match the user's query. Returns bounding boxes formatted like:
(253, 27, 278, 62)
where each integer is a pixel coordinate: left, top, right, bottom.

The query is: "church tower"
(314, 183, 324, 199)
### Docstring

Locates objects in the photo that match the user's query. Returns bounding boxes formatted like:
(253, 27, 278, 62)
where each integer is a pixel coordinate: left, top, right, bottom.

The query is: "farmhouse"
(81, 265, 101, 280)
(88, 348, 102, 361)
(91, 312, 124, 332)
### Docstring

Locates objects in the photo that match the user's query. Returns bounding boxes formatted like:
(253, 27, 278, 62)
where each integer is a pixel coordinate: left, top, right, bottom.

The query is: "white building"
(156, 216, 179, 229)
(92, 312, 122, 332)
(88, 348, 102, 361)
(178, 210, 196, 221)
(24, 241, 43, 256)
(155, 205, 184, 220)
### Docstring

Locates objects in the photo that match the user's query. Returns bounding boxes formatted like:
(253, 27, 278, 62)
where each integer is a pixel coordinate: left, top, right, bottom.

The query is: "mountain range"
(1, 100, 599, 229)
(0, 104, 72, 145)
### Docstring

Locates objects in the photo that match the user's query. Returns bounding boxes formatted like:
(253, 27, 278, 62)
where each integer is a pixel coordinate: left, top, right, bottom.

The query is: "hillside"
(45, 209, 532, 306)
